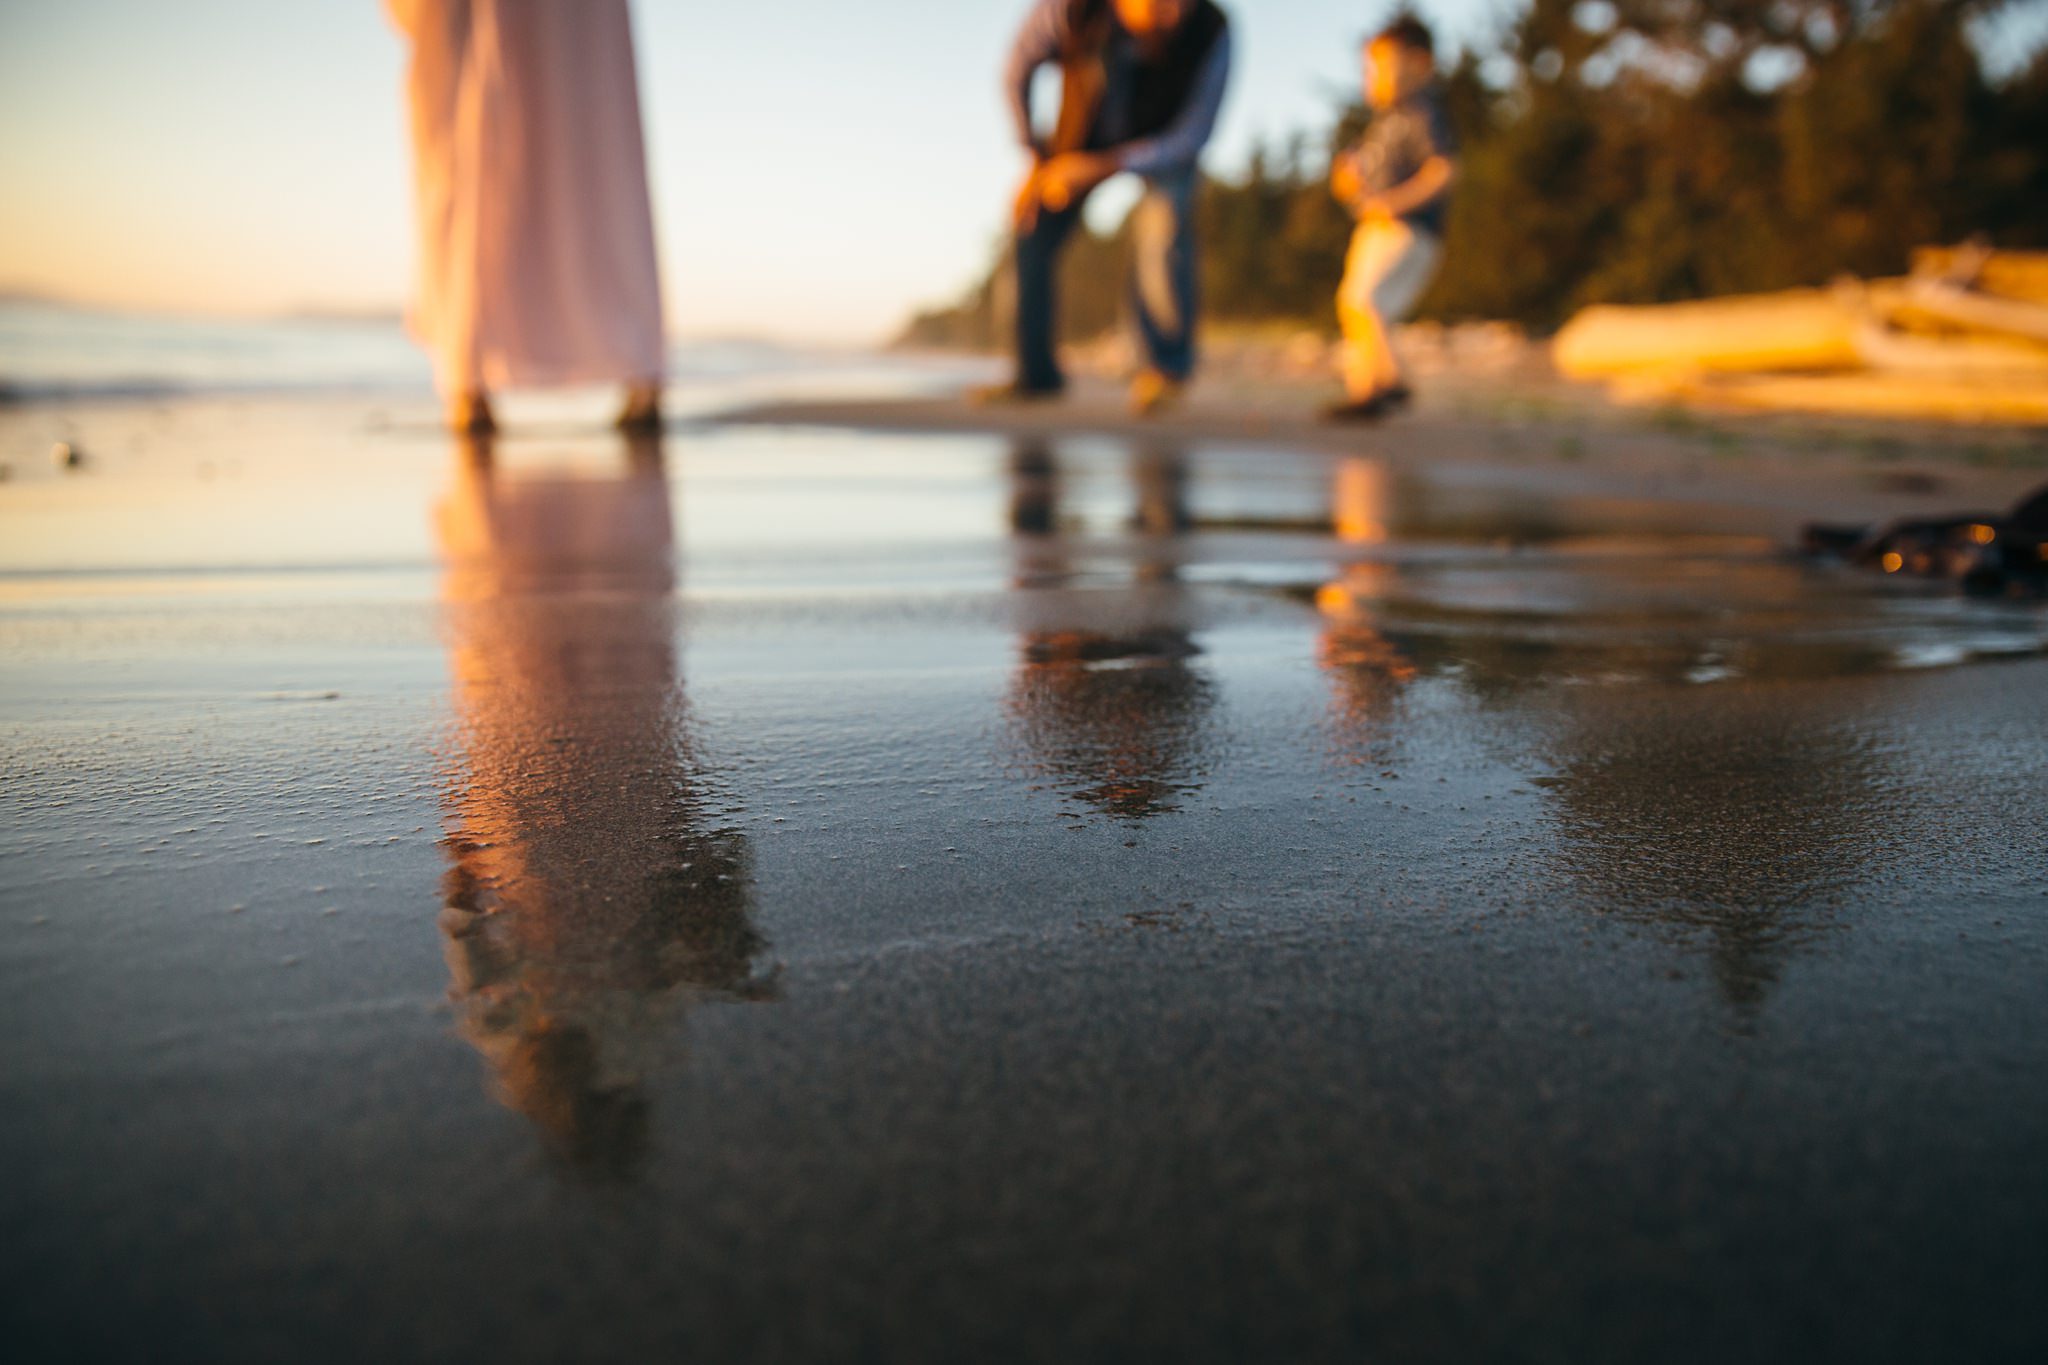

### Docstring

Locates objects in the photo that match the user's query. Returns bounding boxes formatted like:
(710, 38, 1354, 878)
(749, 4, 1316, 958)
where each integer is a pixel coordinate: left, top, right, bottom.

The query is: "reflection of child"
(1325, 14, 1459, 422)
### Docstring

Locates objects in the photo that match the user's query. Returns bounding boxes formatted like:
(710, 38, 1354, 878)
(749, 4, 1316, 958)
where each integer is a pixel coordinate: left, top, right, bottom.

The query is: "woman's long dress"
(387, 0, 666, 396)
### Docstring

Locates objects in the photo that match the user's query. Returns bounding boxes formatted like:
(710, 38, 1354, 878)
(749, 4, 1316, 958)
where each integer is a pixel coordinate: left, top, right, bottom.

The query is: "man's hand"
(1036, 151, 1118, 213)
(1012, 164, 1047, 233)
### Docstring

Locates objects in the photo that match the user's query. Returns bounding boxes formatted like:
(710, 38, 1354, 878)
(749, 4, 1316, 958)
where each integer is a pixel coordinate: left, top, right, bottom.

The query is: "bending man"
(991, 0, 1233, 415)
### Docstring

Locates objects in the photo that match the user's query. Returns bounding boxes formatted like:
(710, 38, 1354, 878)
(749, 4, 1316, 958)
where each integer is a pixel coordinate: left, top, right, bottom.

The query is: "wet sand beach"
(4, 386, 2048, 1362)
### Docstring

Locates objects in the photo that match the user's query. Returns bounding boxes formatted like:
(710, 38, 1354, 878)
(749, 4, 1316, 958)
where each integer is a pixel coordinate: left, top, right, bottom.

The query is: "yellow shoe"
(1127, 370, 1184, 417)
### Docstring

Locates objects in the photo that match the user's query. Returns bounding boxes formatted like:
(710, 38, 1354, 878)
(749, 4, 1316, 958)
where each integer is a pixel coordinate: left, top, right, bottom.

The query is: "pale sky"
(0, 1, 2040, 343)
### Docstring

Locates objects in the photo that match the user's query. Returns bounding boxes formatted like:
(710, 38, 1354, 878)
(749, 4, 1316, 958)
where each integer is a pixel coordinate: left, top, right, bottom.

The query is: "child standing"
(1325, 15, 1458, 422)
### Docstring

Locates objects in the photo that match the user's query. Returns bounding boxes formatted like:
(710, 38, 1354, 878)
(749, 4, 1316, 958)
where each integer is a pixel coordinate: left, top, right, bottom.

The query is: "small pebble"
(51, 441, 83, 470)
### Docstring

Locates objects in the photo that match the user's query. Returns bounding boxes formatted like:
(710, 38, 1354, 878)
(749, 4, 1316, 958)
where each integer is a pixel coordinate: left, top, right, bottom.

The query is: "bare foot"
(449, 391, 497, 436)
(617, 383, 664, 433)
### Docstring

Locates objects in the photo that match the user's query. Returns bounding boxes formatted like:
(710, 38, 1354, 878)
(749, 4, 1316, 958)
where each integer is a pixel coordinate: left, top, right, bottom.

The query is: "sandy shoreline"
(719, 372, 2048, 529)
(5, 386, 2048, 1362)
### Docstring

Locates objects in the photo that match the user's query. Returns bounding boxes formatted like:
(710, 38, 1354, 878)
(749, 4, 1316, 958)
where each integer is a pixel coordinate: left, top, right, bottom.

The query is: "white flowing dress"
(387, 0, 666, 396)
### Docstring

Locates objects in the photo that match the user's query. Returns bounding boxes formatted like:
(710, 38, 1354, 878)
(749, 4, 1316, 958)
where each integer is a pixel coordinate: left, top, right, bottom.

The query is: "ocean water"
(0, 299, 987, 408)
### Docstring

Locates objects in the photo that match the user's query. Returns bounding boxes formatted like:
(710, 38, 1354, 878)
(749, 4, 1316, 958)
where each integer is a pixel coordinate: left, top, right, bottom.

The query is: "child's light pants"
(1337, 219, 1443, 396)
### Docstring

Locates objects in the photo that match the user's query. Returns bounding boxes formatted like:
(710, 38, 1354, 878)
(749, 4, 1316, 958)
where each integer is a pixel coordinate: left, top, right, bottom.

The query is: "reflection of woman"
(387, 1, 667, 435)
(435, 439, 771, 1178)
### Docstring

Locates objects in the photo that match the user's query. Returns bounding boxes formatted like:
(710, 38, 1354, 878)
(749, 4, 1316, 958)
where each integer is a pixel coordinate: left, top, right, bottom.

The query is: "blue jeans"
(1014, 172, 1200, 391)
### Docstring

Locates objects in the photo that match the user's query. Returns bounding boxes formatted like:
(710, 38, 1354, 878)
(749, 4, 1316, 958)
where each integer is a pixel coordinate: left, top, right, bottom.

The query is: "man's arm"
(1004, 0, 1070, 156)
(1116, 27, 1234, 178)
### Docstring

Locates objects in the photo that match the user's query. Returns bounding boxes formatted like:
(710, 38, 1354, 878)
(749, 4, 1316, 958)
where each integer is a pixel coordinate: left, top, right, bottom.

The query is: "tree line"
(899, 0, 2048, 348)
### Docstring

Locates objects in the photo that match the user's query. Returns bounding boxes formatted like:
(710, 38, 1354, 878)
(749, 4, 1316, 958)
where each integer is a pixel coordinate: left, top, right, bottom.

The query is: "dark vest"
(1062, 0, 1228, 143)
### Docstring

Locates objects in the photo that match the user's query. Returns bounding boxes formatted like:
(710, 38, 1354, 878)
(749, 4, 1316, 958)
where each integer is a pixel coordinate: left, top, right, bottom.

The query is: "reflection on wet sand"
(1316, 459, 1420, 767)
(1304, 466, 1910, 1010)
(435, 434, 774, 1177)
(1309, 550, 1972, 697)
(1005, 443, 1216, 822)
(1539, 692, 1879, 1014)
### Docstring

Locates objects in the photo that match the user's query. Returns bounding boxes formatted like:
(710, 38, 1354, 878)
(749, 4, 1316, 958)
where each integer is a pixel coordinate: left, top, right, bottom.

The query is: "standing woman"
(387, 0, 668, 433)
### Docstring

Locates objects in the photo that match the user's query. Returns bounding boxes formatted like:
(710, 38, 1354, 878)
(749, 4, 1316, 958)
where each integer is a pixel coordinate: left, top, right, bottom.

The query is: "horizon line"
(0, 285, 907, 350)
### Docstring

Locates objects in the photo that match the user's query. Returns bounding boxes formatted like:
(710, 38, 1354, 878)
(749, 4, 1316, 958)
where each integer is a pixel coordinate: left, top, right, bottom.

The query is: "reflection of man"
(986, 0, 1234, 416)
(1005, 443, 1216, 820)
(435, 436, 773, 1179)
